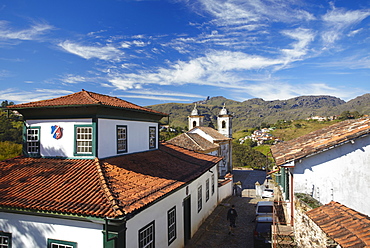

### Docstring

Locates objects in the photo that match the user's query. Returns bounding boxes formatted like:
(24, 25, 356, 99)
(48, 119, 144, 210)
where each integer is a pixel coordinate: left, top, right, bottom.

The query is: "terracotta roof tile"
(7, 90, 167, 116)
(100, 142, 222, 214)
(271, 117, 370, 166)
(189, 126, 231, 141)
(0, 157, 116, 218)
(167, 133, 219, 152)
(0, 143, 221, 218)
(306, 201, 370, 248)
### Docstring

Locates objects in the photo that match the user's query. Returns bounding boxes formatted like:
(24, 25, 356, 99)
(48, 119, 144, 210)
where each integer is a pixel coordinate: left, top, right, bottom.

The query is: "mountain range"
(147, 93, 370, 131)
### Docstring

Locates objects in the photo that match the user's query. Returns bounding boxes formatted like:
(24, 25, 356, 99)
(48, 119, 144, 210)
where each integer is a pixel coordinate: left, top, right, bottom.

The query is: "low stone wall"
(294, 196, 338, 248)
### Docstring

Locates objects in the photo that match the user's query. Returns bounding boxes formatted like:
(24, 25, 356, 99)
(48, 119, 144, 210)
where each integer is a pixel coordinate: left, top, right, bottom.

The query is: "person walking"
(227, 204, 238, 235)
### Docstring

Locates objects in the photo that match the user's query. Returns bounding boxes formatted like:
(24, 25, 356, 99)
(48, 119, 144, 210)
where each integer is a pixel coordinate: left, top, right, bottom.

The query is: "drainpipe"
(290, 172, 294, 226)
(104, 217, 127, 248)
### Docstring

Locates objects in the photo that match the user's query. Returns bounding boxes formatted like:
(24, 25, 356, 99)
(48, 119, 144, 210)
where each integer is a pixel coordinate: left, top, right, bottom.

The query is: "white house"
(0, 90, 222, 248)
(168, 104, 233, 177)
(271, 117, 370, 223)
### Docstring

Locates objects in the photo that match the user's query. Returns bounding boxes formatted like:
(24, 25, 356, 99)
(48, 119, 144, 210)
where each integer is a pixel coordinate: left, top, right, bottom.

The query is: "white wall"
(0, 212, 103, 248)
(292, 135, 370, 216)
(26, 118, 159, 159)
(126, 165, 218, 248)
(218, 179, 233, 203)
(98, 118, 158, 158)
(27, 119, 93, 158)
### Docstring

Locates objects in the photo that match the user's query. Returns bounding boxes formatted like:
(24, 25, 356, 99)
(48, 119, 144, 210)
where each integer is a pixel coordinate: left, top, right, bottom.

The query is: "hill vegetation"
(148, 94, 370, 132)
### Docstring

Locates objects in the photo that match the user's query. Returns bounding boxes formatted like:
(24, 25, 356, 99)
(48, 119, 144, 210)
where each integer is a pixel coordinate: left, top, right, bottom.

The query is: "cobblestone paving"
(186, 169, 269, 248)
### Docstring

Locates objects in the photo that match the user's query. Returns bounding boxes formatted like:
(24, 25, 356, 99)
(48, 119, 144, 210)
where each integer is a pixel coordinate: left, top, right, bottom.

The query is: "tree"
(232, 142, 271, 169)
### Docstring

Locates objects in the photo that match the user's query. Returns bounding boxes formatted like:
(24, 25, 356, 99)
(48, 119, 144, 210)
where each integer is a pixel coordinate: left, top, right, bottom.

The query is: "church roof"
(0, 143, 221, 218)
(167, 133, 219, 152)
(189, 126, 231, 141)
(7, 90, 167, 116)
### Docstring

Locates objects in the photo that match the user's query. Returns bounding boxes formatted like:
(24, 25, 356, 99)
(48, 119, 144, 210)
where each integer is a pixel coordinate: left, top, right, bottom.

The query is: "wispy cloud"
(321, 6, 370, 47)
(0, 21, 53, 41)
(58, 40, 123, 61)
(0, 88, 73, 103)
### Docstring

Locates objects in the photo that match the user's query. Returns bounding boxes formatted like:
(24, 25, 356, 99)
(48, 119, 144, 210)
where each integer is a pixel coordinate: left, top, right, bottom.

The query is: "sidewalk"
(186, 189, 260, 248)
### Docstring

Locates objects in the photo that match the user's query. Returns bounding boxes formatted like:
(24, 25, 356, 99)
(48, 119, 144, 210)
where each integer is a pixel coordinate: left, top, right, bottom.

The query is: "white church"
(167, 103, 233, 177)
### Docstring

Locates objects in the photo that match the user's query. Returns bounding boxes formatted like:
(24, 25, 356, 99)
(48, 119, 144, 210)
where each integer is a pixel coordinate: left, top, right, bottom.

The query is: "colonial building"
(0, 90, 223, 248)
(271, 117, 370, 246)
(168, 104, 232, 177)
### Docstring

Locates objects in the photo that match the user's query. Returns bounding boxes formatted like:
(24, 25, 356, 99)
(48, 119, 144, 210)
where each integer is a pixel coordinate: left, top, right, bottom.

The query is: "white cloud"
(321, 6, 370, 46)
(60, 74, 87, 84)
(0, 21, 53, 41)
(0, 88, 73, 103)
(58, 40, 123, 61)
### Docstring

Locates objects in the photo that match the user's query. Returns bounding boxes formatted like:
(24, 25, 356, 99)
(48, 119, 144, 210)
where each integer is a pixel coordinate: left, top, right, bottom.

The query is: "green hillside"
(148, 94, 370, 132)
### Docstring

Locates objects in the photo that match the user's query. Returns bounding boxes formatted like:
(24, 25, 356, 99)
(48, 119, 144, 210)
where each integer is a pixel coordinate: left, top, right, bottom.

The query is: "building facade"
(0, 90, 222, 248)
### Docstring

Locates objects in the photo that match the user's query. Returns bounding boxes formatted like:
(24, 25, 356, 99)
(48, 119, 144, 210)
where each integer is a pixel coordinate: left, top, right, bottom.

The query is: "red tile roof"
(306, 201, 370, 248)
(7, 90, 167, 116)
(167, 133, 219, 152)
(271, 117, 370, 166)
(0, 143, 221, 218)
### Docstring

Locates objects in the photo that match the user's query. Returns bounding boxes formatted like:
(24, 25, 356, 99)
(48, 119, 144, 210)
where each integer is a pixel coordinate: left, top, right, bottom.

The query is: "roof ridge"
(94, 158, 125, 217)
(185, 133, 204, 150)
(82, 90, 102, 104)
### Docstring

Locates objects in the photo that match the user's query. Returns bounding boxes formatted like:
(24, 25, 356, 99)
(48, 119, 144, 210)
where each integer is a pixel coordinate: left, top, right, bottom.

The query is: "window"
(206, 179, 210, 202)
(222, 120, 226, 128)
(26, 127, 40, 156)
(149, 127, 156, 149)
(167, 207, 176, 245)
(211, 174, 215, 195)
(117, 126, 127, 153)
(197, 185, 202, 212)
(192, 121, 196, 128)
(139, 221, 155, 248)
(0, 232, 11, 248)
(75, 125, 93, 155)
(47, 239, 77, 248)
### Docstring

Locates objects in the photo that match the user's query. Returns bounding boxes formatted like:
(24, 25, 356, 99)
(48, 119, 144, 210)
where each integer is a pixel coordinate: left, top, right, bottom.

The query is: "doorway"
(183, 196, 191, 246)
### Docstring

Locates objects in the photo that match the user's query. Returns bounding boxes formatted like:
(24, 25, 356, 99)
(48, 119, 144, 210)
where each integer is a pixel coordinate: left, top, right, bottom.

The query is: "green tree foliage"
(0, 141, 22, 161)
(338, 111, 362, 120)
(0, 114, 22, 143)
(232, 142, 271, 169)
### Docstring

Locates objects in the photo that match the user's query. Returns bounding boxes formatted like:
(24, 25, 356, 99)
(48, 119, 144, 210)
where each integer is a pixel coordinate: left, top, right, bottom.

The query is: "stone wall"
(294, 197, 338, 248)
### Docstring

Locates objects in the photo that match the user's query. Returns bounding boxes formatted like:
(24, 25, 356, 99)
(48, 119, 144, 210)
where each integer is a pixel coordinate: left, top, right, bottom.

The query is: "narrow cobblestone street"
(186, 169, 268, 248)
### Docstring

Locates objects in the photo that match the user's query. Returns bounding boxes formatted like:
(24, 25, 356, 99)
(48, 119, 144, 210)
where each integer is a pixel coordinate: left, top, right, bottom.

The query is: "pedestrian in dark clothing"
(227, 204, 238, 235)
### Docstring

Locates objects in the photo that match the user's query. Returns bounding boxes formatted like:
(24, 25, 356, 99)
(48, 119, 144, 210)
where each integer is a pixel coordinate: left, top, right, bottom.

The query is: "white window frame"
(117, 125, 127, 153)
(149, 126, 156, 149)
(26, 127, 40, 156)
(198, 185, 202, 212)
(167, 206, 176, 245)
(75, 125, 93, 155)
(206, 178, 210, 202)
(139, 221, 155, 248)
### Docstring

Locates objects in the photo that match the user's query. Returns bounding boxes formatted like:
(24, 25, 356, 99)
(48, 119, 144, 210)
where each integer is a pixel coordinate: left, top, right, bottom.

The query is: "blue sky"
(1, 0, 370, 106)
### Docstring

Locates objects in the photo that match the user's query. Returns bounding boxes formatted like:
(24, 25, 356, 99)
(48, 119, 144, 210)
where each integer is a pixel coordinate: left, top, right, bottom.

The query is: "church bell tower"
(188, 104, 204, 130)
(217, 103, 233, 138)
